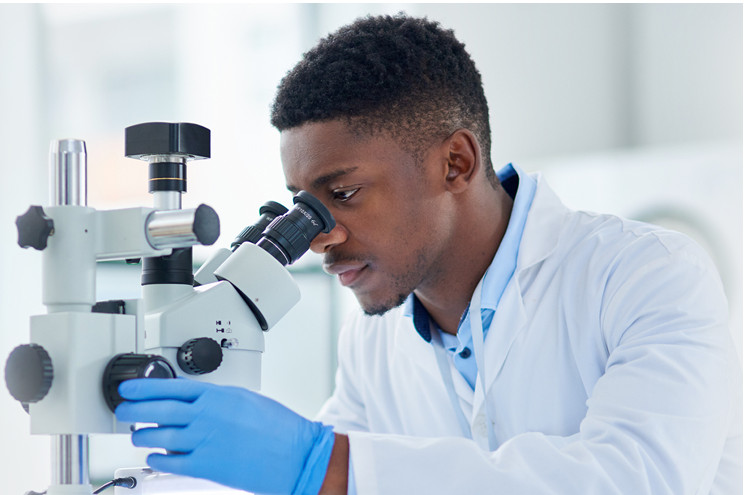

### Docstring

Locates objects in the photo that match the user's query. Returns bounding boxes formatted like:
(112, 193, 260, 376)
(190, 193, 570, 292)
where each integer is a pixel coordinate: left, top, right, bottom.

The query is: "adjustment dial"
(102, 354, 176, 412)
(177, 337, 223, 375)
(5, 344, 53, 404)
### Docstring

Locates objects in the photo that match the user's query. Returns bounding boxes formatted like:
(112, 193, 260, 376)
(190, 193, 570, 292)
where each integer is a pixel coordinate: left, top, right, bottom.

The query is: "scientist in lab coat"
(115, 14, 742, 495)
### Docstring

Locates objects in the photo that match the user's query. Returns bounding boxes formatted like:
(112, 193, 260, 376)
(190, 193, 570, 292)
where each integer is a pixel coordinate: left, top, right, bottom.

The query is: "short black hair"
(271, 14, 495, 184)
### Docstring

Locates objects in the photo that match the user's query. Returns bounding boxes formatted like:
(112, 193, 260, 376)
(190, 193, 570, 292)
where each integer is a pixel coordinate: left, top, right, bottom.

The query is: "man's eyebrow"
(286, 167, 358, 194)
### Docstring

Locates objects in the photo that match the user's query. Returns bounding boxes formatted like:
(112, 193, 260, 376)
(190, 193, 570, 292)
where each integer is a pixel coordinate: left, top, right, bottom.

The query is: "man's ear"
(443, 129, 481, 193)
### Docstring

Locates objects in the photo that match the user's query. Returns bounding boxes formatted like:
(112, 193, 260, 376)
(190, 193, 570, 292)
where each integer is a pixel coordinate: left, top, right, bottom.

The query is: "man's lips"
(323, 262, 368, 287)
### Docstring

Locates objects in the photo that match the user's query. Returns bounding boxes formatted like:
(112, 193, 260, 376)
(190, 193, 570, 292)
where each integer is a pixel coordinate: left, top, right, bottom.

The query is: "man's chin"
(359, 292, 409, 317)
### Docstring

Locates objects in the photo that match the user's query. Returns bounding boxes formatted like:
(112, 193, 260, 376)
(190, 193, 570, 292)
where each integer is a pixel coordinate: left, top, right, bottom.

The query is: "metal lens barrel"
(256, 191, 335, 266)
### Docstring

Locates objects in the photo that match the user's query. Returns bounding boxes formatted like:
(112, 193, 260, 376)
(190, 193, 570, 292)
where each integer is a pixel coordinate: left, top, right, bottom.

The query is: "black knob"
(16, 206, 54, 250)
(193, 204, 221, 246)
(125, 122, 210, 160)
(177, 338, 223, 375)
(102, 354, 176, 412)
(5, 344, 53, 404)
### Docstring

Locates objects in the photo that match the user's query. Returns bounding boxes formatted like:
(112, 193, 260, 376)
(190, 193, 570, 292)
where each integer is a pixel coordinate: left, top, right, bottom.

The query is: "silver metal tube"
(146, 205, 219, 249)
(51, 434, 90, 485)
(146, 208, 201, 249)
(153, 190, 182, 210)
(50, 139, 87, 206)
(150, 155, 187, 165)
(47, 142, 92, 490)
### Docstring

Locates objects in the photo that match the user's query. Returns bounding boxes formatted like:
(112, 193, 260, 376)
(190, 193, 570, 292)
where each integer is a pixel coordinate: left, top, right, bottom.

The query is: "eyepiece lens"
(256, 191, 335, 265)
(293, 191, 335, 234)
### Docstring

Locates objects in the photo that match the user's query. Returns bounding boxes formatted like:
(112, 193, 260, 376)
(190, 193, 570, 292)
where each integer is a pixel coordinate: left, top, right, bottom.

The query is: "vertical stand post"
(52, 435, 90, 486)
(48, 139, 91, 495)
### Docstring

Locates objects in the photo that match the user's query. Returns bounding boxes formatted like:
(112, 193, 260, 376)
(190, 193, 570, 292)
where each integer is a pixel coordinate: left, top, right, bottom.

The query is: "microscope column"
(47, 139, 91, 492)
(142, 153, 193, 310)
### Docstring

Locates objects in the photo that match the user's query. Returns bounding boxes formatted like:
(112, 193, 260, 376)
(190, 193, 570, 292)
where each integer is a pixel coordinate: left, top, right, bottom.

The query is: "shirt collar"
(403, 163, 536, 342)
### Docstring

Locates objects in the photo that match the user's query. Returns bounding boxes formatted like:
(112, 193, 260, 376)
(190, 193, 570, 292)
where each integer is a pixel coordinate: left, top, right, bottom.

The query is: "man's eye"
(332, 188, 359, 202)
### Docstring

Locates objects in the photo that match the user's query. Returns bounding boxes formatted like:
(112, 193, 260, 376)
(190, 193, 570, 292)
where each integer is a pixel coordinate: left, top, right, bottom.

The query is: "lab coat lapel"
(393, 313, 440, 377)
(394, 309, 476, 414)
(471, 276, 528, 421)
(470, 171, 565, 424)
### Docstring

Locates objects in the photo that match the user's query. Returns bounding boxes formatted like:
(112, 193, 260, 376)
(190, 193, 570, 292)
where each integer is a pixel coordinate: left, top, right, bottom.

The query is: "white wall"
(0, 4, 52, 491)
(629, 4, 743, 146)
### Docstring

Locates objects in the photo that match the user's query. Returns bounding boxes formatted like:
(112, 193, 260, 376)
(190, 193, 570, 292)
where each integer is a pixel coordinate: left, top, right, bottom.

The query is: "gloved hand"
(115, 378, 336, 495)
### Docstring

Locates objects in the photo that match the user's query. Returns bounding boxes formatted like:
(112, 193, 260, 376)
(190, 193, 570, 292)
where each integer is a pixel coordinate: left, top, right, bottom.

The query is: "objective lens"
(256, 191, 335, 266)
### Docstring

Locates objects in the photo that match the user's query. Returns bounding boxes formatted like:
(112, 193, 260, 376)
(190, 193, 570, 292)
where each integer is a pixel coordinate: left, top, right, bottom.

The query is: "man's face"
(281, 120, 452, 315)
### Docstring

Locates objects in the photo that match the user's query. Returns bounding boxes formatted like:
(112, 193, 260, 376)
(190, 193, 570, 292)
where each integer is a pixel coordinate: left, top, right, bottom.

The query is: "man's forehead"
(281, 121, 375, 184)
(280, 119, 428, 192)
(281, 119, 370, 150)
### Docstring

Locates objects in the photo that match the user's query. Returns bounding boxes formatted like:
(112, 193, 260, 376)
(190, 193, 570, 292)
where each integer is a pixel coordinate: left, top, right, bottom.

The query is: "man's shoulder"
(560, 208, 712, 266)
(530, 174, 710, 262)
(524, 180, 721, 301)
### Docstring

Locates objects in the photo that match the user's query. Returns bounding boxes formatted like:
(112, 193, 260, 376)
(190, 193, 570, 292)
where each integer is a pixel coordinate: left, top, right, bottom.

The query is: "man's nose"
(310, 223, 347, 254)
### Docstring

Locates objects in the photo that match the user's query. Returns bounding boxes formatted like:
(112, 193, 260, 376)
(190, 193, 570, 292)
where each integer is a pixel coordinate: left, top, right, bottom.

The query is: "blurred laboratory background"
(0, 3, 741, 491)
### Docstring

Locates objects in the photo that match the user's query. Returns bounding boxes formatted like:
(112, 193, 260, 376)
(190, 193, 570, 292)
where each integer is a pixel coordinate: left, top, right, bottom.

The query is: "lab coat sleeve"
(346, 236, 739, 494)
(315, 311, 369, 434)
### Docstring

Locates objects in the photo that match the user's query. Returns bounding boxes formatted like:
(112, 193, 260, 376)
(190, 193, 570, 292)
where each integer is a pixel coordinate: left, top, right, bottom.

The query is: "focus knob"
(5, 344, 53, 404)
(16, 206, 54, 250)
(102, 354, 176, 412)
(177, 337, 223, 375)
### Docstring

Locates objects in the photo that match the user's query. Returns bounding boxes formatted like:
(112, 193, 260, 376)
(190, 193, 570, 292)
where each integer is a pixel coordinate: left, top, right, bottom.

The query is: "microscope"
(4, 122, 334, 495)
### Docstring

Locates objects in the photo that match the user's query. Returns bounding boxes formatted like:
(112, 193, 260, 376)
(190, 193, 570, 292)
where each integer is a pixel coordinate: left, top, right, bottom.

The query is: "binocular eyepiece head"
(239, 191, 334, 266)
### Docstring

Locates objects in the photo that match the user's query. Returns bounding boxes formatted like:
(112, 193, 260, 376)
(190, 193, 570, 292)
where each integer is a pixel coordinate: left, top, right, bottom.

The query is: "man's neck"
(415, 185, 514, 335)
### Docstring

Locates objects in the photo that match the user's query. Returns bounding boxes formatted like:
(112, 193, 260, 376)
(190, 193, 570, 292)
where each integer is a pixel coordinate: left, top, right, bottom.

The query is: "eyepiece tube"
(230, 201, 288, 251)
(256, 191, 335, 266)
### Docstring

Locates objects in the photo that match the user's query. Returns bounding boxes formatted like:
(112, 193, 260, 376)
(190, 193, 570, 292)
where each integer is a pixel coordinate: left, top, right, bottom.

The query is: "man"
(116, 14, 741, 494)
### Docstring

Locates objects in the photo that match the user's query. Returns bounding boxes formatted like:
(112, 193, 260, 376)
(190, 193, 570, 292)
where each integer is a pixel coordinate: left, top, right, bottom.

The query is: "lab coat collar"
(514, 169, 568, 271)
(469, 171, 568, 419)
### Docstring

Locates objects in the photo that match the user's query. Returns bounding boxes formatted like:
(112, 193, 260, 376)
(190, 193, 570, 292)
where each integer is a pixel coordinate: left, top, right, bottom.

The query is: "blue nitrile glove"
(115, 378, 336, 495)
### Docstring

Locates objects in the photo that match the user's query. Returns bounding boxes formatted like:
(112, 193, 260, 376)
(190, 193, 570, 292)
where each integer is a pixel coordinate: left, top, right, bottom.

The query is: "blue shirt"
(403, 163, 537, 389)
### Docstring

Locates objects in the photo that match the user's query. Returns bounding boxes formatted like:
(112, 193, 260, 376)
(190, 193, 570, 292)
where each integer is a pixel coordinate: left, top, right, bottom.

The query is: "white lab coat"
(317, 169, 742, 495)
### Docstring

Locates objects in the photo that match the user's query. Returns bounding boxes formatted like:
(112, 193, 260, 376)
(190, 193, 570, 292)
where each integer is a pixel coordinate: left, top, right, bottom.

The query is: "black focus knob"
(102, 354, 176, 412)
(177, 338, 223, 375)
(16, 206, 54, 250)
(5, 344, 53, 404)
